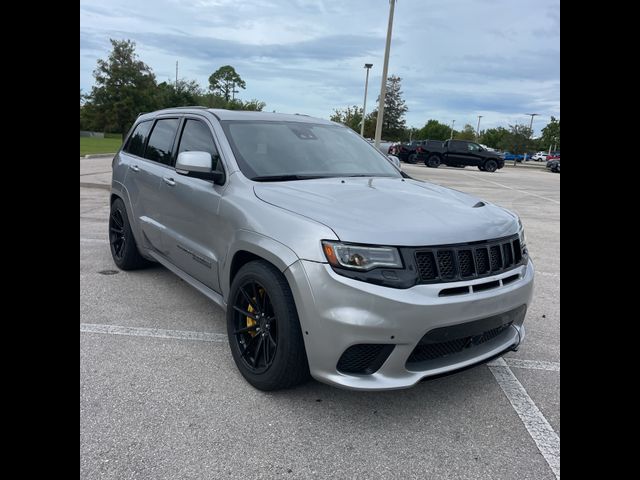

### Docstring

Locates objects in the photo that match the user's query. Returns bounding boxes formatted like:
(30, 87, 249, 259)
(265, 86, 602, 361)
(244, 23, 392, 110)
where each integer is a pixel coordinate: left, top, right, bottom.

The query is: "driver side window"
(177, 119, 223, 172)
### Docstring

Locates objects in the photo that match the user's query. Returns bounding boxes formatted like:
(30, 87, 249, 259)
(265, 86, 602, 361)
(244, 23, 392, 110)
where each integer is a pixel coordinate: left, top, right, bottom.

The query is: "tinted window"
(468, 143, 481, 152)
(124, 121, 152, 157)
(177, 120, 221, 171)
(144, 118, 180, 165)
(220, 121, 400, 180)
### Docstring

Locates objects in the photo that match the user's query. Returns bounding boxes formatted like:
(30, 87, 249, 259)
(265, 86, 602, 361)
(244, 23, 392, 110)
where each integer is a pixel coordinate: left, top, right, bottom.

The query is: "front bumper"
(285, 258, 534, 391)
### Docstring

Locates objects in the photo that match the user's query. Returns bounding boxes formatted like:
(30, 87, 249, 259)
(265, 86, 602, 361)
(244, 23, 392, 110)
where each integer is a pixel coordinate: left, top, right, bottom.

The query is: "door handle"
(163, 176, 176, 186)
(129, 165, 140, 172)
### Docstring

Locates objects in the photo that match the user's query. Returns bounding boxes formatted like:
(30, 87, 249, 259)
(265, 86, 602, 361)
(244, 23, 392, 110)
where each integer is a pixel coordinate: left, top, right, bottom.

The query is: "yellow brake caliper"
(246, 289, 265, 338)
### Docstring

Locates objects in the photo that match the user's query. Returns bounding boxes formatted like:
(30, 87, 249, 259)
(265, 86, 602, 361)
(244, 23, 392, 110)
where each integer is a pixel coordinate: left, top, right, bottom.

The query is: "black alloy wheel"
(108, 198, 149, 270)
(109, 209, 127, 261)
(426, 155, 441, 168)
(484, 159, 498, 172)
(231, 280, 278, 374)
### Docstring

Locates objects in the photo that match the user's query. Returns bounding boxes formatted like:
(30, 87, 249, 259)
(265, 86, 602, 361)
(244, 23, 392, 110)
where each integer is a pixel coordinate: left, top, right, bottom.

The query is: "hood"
(253, 177, 518, 246)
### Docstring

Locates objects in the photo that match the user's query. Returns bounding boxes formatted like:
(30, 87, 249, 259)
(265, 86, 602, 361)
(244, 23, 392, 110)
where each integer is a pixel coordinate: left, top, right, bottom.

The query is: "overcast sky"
(80, 0, 559, 135)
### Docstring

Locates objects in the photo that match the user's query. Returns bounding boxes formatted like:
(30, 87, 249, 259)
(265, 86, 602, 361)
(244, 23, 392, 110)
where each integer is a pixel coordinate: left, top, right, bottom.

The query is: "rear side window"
(124, 121, 153, 157)
(177, 119, 222, 171)
(144, 118, 180, 166)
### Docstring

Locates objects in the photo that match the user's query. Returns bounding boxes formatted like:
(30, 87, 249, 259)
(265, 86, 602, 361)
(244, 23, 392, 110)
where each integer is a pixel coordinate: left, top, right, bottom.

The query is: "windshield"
(220, 120, 401, 181)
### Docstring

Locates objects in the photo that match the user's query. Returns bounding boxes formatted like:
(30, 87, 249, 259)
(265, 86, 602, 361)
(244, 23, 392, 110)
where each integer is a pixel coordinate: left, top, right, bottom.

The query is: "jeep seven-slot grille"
(414, 235, 523, 284)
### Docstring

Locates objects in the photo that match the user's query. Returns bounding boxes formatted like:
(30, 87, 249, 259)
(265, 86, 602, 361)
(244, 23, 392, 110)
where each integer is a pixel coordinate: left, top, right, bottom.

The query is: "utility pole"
(526, 113, 538, 133)
(374, 0, 397, 149)
(523, 113, 538, 162)
(175, 60, 178, 90)
(450, 120, 456, 140)
(476, 115, 483, 140)
(361, 63, 373, 137)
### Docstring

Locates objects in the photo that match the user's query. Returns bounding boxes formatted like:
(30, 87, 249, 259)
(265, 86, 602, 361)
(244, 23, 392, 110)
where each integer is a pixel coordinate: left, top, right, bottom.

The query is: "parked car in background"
(531, 152, 549, 162)
(546, 159, 560, 173)
(391, 140, 427, 163)
(547, 153, 560, 161)
(502, 152, 524, 162)
(416, 139, 505, 172)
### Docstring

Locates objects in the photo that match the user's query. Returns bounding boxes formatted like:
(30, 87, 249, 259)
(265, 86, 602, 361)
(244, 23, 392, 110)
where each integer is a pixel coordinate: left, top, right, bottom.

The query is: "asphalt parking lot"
(80, 157, 559, 479)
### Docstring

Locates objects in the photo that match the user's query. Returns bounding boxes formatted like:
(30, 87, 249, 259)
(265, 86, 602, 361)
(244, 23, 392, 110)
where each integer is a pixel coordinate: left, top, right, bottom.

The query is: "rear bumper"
(285, 258, 534, 391)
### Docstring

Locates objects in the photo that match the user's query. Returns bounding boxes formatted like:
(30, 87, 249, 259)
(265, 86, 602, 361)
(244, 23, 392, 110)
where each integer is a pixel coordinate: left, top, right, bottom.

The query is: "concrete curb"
(81, 153, 116, 159)
(504, 163, 547, 169)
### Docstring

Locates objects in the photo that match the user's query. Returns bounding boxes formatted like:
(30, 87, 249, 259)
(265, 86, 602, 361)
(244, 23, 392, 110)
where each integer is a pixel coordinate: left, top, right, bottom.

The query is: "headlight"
(517, 218, 525, 245)
(322, 241, 403, 271)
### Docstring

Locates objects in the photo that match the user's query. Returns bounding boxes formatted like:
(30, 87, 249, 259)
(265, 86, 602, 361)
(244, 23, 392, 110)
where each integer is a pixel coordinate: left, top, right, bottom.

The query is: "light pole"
(526, 113, 538, 135)
(374, 0, 397, 149)
(476, 115, 483, 140)
(360, 63, 373, 137)
(450, 120, 455, 140)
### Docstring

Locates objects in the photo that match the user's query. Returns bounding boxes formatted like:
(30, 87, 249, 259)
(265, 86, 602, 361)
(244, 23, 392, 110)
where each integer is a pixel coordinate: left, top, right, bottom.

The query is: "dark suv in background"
(417, 139, 505, 172)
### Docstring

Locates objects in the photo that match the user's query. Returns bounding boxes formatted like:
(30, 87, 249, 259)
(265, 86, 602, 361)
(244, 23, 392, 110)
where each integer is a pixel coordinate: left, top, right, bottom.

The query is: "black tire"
(227, 260, 310, 391)
(425, 155, 441, 168)
(478, 165, 485, 171)
(483, 159, 498, 172)
(407, 153, 417, 164)
(109, 197, 150, 270)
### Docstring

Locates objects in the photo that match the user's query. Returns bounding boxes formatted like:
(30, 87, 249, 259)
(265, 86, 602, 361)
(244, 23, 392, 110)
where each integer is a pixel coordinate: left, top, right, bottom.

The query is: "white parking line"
(489, 357, 560, 479)
(488, 358, 560, 372)
(80, 323, 227, 343)
(80, 238, 108, 243)
(461, 173, 560, 205)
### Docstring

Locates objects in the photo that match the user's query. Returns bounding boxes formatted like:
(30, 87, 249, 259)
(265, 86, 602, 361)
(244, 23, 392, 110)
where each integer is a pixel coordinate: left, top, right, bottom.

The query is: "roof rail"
(168, 106, 209, 109)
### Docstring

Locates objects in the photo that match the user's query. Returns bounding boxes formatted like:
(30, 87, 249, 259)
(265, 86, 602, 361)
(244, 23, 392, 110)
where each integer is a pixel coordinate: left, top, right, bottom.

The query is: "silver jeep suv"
(110, 107, 534, 391)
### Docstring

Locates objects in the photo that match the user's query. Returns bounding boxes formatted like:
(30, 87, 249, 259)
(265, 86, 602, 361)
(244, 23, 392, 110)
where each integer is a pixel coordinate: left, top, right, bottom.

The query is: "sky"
(80, 0, 560, 135)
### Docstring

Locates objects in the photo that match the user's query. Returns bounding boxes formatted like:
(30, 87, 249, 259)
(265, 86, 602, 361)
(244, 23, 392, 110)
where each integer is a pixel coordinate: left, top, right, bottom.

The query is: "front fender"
(220, 230, 300, 301)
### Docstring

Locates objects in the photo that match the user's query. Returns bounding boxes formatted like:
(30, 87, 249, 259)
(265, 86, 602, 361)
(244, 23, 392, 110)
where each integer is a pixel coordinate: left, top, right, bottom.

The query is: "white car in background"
(531, 152, 549, 162)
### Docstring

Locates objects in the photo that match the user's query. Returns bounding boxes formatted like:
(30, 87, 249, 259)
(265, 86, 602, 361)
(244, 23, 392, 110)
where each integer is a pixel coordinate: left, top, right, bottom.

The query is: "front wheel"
(478, 165, 486, 171)
(425, 155, 441, 168)
(483, 159, 498, 172)
(227, 260, 310, 391)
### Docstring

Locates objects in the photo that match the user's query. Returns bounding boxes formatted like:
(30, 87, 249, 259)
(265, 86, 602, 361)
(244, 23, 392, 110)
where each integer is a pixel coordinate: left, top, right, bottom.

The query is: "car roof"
(138, 107, 335, 125)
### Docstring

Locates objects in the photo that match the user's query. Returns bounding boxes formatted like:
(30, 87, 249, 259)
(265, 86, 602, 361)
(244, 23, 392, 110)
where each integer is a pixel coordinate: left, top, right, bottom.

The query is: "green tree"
(373, 75, 408, 139)
(156, 79, 203, 108)
(330, 105, 364, 133)
(208, 65, 246, 101)
(455, 124, 477, 141)
(540, 116, 560, 151)
(499, 124, 535, 154)
(83, 39, 159, 134)
(479, 127, 509, 149)
(417, 119, 452, 141)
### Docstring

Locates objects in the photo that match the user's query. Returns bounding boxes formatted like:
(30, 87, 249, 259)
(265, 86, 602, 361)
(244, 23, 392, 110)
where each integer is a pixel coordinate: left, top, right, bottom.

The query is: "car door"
(466, 142, 483, 166)
(158, 116, 226, 293)
(119, 118, 173, 253)
(446, 140, 467, 166)
(129, 117, 181, 254)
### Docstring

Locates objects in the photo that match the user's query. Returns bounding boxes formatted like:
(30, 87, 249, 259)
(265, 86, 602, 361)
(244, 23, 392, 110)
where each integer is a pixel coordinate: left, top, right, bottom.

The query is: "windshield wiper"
(342, 174, 395, 178)
(251, 174, 330, 182)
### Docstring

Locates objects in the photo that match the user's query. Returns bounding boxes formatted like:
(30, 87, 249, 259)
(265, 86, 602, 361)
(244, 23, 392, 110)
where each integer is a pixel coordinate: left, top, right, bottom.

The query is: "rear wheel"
(227, 260, 310, 391)
(425, 155, 441, 168)
(109, 198, 150, 270)
(407, 153, 417, 164)
(483, 159, 498, 172)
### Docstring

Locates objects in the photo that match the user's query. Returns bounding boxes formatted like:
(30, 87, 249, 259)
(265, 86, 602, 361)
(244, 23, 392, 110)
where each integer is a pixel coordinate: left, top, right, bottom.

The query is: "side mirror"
(176, 151, 225, 185)
(386, 154, 401, 169)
